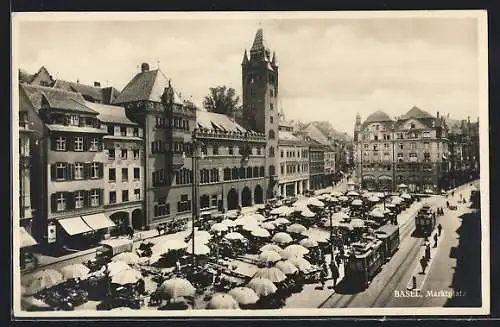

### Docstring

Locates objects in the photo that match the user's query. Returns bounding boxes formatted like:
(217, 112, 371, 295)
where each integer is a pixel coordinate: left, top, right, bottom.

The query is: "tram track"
(319, 208, 418, 308)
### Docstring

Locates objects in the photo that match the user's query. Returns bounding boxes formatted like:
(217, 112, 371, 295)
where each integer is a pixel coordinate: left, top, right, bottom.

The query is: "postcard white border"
(11, 10, 490, 318)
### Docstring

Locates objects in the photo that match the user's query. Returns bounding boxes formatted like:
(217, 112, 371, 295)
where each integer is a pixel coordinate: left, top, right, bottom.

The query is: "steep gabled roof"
(21, 84, 96, 114)
(114, 69, 183, 105)
(302, 123, 330, 146)
(84, 101, 137, 126)
(196, 110, 248, 134)
(53, 80, 104, 102)
(400, 106, 434, 120)
(250, 28, 269, 54)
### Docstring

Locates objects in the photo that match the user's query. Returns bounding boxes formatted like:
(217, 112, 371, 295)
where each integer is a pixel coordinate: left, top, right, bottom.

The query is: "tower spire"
(250, 27, 270, 60)
(242, 50, 249, 65)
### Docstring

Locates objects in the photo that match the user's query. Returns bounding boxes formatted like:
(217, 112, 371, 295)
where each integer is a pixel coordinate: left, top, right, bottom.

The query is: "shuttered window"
(56, 193, 66, 212)
(74, 163, 84, 179)
(90, 189, 100, 207)
(74, 191, 84, 209)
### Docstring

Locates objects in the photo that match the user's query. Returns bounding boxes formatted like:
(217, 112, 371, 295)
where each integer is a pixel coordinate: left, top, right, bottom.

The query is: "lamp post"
(189, 129, 205, 274)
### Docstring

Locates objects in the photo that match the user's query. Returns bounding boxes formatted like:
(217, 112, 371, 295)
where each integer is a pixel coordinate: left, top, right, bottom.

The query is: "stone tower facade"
(241, 28, 280, 199)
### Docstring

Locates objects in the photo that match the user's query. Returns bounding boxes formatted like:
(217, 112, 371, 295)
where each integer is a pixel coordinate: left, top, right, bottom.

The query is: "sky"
(14, 13, 483, 134)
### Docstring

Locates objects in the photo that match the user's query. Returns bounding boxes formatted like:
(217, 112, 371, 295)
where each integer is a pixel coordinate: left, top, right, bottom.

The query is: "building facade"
(22, 84, 115, 246)
(308, 139, 326, 191)
(323, 145, 336, 187)
(85, 102, 145, 230)
(240, 28, 279, 200)
(277, 121, 309, 198)
(354, 107, 450, 193)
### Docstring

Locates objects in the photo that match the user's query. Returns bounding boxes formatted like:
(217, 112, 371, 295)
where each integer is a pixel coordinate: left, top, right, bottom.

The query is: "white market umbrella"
(271, 232, 293, 245)
(152, 239, 188, 254)
(347, 191, 360, 196)
(299, 238, 319, 248)
(350, 218, 365, 228)
(206, 293, 240, 310)
(158, 278, 196, 300)
(112, 252, 140, 265)
(111, 268, 142, 285)
(351, 199, 363, 206)
(186, 243, 211, 256)
(260, 222, 276, 230)
(211, 223, 229, 233)
(259, 244, 282, 253)
(252, 267, 287, 283)
(281, 244, 310, 258)
(251, 228, 271, 238)
(308, 198, 325, 207)
(274, 260, 299, 275)
(224, 232, 246, 241)
(247, 277, 277, 297)
(286, 223, 307, 234)
(258, 250, 282, 263)
(273, 218, 291, 226)
(60, 263, 90, 280)
(221, 219, 238, 228)
(300, 208, 316, 218)
(228, 287, 260, 305)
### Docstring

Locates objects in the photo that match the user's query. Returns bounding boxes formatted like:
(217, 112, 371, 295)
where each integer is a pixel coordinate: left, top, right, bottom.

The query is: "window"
(109, 191, 117, 204)
(211, 195, 218, 207)
(121, 149, 128, 159)
(134, 189, 140, 200)
(55, 136, 66, 151)
(154, 196, 169, 217)
(122, 190, 129, 202)
(213, 146, 219, 155)
(56, 193, 66, 212)
(74, 163, 84, 179)
(270, 89, 274, 97)
(90, 189, 100, 207)
(399, 143, 404, 150)
(89, 138, 99, 151)
(232, 167, 239, 180)
(260, 166, 265, 177)
(257, 147, 262, 155)
(70, 115, 79, 126)
(228, 146, 234, 155)
(269, 130, 275, 139)
(178, 194, 191, 213)
(410, 143, 416, 150)
(109, 168, 116, 182)
(270, 103, 274, 110)
(281, 164, 285, 175)
(384, 143, 389, 149)
(122, 168, 128, 181)
(130, 149, 139, 160)
(200, 195, 210, 209)
(90, 162, 100, 178)
(132, 128, 139, 137)
(224, 168, 231, 181)
(56, 163, 67, 180)
(373, 144, 379, 151)
(423, 131, 430, 138)
(397, 153, 404, 163)
(374, 135, 379, 141)
(410, 123, 415, 129)
(424, 152, 431, 163)
(155, 116, 163, 128)
(269, 146, 275, 157)
(281, 150, 284, 158)
(270, 116, 274, 123)
(134, 168, 140, 180)
(250, 87, 256, 96)
(108, 148, 115, 159)
(74, 137, 84, 151)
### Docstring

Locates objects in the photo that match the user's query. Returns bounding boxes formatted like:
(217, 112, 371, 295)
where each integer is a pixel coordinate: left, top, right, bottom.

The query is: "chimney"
(141, 63, 150, 72)
(94, 81, 101, 87)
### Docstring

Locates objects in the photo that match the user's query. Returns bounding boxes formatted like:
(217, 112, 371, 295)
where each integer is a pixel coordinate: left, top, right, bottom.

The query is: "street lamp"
(186, 129, 205, 275)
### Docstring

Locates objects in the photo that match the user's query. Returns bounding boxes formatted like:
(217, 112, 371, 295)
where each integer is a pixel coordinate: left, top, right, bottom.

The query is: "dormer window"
(89, 138, 99, 151)
(70, 115, 79, 126)
(410, 123, 415, 129)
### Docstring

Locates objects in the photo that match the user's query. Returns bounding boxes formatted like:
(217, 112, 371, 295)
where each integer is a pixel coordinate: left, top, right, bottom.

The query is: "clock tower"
(242, 28, 279, 199)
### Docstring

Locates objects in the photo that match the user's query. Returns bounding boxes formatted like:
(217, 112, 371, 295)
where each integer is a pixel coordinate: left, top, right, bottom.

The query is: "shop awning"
(81, 213, 116, 230)
(19, 227, 38, 248)
(59, 217, 93, 236)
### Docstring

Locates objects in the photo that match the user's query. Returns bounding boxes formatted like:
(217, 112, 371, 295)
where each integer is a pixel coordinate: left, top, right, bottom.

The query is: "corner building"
(354, 106, 450, 193)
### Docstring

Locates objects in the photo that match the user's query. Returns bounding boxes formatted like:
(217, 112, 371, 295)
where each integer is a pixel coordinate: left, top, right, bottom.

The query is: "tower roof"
(365, 110, 393, 123)
(250, 28, 269, 54)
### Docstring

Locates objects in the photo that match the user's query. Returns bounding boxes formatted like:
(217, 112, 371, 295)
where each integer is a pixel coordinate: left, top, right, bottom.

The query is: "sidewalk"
(32, 224, 191, 269)
(406, 228, 441, 291)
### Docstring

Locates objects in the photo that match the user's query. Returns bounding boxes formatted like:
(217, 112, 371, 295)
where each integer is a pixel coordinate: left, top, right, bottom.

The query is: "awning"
(59, 217, 93, 236)
(81, 213, 116, 230)
(19, 227, 38, 248)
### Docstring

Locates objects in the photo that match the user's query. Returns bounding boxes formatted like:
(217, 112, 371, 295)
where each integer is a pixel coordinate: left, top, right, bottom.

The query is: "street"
(318, 181, 481, 308)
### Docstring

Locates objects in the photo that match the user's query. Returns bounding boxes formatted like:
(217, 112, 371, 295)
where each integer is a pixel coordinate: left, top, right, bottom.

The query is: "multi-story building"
(114, 63, 197, 230)
(19, 89, 36, 233)
(277, 118, 309, 197)
(195, 110, 267, 211)
(354, 106, 450, 193)
(323, 145, 336, 187)
(240, 28, 280, 200)
(21, 83, 115, 247)
(84, 102, 145, 230)
(445, 116, 480, 188)
(307, 139, 326, 191)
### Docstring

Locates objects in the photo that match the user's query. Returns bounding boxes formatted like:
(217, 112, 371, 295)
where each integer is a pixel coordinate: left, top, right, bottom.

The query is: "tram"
(344, 238, 384, 290)
(374, 224, 400, 261)
(414, 205, 436, 237)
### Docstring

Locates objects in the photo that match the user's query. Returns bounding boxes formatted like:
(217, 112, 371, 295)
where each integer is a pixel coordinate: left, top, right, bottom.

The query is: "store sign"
(47, 224, 56, 244)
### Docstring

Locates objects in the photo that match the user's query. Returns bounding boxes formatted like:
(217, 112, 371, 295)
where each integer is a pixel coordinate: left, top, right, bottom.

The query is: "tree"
(203, 86, 240, 116)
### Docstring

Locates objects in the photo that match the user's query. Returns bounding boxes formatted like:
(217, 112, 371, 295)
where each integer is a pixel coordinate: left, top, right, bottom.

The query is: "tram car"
(344, 239, 384, 290)
(374, 224, 400, 261)
(414, 205, 436, 237)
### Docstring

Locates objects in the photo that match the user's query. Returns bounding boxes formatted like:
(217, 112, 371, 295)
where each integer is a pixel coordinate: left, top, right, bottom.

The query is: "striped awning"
(58, 217, 93, 236)
(81, 213, 116, 230)
(19, 227, 38, 248)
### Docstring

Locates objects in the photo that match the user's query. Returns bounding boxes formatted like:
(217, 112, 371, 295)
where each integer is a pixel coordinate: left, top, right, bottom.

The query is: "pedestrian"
(437, 224, 442, 236)
(424, 237, 430, 247)
(330, 262, 339, 290)
(156, 226, 161, 236)
(318, 266, 327, 290)
(420, 256, 428, 274)
(425, 244, 431, 261)
(433, 233, 438, 248)
(136, 278, 145, 295)
(335, 253, 342, 267)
